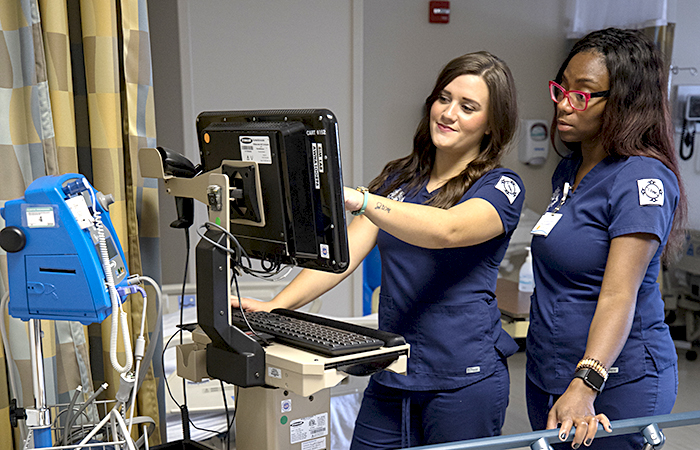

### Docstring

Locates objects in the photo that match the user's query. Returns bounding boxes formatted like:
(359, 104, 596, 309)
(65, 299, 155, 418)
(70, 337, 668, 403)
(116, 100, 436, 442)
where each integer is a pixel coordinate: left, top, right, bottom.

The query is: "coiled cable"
(95, 211, 133, 374)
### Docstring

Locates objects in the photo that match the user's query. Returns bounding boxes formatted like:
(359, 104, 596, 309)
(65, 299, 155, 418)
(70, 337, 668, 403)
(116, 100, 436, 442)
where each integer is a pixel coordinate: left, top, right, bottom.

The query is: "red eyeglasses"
(549, 80, 609, 111)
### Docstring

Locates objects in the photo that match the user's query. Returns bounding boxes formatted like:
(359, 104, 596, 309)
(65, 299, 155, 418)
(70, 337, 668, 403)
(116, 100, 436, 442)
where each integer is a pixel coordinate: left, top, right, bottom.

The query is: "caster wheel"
(686, 350, 697, 361)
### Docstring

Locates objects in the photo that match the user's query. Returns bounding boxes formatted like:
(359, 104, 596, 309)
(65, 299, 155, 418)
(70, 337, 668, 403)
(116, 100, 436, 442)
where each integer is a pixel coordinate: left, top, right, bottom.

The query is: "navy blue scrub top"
(373, 168, 525, 391)
(527, 155, 679, 394)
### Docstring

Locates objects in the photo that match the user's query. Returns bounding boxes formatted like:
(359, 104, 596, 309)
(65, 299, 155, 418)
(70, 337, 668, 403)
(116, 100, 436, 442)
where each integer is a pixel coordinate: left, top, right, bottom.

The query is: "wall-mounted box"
(518, 120, 549, 165)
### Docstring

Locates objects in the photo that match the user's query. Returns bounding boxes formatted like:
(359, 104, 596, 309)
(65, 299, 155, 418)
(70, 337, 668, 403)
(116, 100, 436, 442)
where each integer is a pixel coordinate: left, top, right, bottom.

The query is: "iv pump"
(0, 174, 129, 324)
(0, 174, 138, 448)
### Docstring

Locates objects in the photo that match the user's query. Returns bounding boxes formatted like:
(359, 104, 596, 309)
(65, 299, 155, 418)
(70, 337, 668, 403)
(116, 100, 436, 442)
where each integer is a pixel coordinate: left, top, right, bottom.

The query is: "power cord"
(196, 221, 294, 280)
(180, 228, 190, 440)
(160, 227, 229, 438)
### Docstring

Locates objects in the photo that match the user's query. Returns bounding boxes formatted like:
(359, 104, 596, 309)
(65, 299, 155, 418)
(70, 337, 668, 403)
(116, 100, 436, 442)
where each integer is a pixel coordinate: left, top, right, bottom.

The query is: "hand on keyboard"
(230, 295, 272, 312)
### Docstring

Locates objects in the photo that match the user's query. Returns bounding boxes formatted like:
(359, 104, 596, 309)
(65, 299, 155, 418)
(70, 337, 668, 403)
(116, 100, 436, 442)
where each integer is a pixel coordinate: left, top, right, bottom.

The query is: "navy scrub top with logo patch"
(526, 155, 679, 394)
(373, 168, 524, 391)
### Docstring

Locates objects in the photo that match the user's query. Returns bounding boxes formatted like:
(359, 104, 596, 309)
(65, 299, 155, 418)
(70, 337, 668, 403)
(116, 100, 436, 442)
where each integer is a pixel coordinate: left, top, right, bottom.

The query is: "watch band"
(574, 367, 606, 393)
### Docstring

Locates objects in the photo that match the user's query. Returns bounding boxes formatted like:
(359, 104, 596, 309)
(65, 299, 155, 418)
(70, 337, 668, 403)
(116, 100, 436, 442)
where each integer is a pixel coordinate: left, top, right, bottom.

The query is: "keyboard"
(229, 308, 389, 357)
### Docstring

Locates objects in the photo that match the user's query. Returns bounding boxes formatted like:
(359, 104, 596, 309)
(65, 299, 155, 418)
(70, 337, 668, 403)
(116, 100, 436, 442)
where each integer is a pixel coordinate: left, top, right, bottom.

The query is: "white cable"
(121, 275, 165, 438)
(95, 211, 132, 374)
(113, 408, 138, 450)
(82, 177, 97, 212)
(127, 359, 142, 435)
(128, 275, 163, 391)
(128, 290, 148, 435)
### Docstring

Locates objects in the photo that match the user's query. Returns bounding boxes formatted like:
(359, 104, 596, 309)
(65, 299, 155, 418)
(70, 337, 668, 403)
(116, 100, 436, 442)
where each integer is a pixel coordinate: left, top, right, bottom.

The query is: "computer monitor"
(196, 109, 349, 274)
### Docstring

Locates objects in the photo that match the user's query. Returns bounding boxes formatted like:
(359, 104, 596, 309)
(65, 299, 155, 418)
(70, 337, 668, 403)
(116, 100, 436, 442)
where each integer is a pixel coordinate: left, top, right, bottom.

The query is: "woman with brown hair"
(237, 51, 524, 448)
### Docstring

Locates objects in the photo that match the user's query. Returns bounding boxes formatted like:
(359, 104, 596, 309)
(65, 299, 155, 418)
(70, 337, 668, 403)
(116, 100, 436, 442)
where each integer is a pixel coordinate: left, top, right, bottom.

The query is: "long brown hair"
(368, 51, 518, 209)
(551, 28, 687, 262)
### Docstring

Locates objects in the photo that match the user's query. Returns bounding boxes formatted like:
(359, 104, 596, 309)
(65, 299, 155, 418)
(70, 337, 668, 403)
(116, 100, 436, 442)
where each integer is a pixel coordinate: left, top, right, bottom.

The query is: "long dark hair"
(551, 28, 687, 262)
(368, 51, 518, 209)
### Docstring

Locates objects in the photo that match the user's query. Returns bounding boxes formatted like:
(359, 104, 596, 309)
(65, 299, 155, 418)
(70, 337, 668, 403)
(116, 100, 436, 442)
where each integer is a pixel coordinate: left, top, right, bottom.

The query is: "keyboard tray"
(230, 308, 397, 357)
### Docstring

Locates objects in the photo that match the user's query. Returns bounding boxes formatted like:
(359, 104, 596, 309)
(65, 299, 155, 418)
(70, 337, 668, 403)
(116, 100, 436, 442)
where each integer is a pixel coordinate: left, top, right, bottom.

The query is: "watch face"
(577, 368, 605, 392)
(585, 369, 604, 388)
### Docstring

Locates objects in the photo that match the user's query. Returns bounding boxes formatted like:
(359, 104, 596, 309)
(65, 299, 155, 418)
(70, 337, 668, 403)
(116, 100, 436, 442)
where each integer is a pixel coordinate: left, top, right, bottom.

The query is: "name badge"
(531, 212, 562, 237)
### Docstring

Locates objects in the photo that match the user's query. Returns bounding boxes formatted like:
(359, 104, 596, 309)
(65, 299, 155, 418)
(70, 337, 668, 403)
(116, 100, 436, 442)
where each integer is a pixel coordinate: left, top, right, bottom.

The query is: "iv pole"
(27, 319, 52, 448)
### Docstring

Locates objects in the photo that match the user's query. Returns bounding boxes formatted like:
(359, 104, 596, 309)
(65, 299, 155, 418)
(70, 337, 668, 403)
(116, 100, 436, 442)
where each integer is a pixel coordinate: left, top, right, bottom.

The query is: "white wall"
(361, 0, 568, 213)
(149, 0, 700, 316)
(156, 0, 359, 317)
(672, 0, 700, 229)
(177, 0, 353, 163)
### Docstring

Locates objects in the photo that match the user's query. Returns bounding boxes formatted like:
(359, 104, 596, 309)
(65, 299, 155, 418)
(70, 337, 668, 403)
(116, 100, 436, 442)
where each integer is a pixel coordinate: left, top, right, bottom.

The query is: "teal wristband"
(351, 187, 369, 216)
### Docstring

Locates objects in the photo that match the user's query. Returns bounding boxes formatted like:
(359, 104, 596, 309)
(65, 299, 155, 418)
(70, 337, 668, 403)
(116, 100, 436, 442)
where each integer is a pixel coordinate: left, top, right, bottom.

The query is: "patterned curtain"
(0, 0, 162, 447)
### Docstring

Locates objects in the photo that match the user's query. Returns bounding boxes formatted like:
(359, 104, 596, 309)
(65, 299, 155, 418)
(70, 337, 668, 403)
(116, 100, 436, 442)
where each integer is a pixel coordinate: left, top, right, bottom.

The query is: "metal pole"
(28, 319, 52, 447)
(400, 410, 700, 450)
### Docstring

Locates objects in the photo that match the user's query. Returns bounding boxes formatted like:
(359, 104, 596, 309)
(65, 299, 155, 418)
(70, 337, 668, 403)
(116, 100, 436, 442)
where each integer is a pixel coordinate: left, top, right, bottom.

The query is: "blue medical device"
(0, 174, 129, 325)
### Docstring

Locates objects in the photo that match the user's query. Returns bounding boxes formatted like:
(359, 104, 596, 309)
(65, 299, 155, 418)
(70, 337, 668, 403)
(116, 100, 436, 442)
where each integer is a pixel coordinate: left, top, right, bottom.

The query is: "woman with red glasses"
(526, 28, 687, 449)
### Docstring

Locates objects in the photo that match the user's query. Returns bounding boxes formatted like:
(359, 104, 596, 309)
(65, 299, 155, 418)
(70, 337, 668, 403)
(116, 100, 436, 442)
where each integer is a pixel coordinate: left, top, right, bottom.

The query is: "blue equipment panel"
(1, 174, 128, 324)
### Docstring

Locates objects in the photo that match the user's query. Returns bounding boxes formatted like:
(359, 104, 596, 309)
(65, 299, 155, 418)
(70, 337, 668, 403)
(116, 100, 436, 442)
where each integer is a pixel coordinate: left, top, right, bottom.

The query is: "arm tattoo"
(374, 202, 391, 213)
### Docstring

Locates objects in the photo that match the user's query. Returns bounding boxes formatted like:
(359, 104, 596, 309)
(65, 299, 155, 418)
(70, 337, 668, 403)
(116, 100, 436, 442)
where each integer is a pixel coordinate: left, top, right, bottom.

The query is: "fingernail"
(561, 432, 567, 440)
(585, 439, 592, 446)
(573, 444, 580, 449)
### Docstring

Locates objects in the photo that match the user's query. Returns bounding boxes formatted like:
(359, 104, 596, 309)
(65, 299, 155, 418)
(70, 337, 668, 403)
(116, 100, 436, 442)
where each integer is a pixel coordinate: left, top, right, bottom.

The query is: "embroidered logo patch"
(387, 188, 406, 202)
(637, 179, 664, 206)
(495, 176, 521, 204)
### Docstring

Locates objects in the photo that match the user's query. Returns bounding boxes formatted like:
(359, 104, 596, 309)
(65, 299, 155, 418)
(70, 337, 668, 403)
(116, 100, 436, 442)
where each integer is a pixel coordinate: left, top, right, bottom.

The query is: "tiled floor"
(503, 350, 700, 449)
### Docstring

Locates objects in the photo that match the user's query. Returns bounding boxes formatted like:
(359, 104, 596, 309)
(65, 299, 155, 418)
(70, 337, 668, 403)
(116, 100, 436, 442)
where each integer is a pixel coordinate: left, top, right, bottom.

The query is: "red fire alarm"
(429, 1, 450, 24)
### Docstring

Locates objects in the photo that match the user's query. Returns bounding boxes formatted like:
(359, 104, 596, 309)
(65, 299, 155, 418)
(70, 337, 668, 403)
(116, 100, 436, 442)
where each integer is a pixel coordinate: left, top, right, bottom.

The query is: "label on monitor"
(320, 244, 329, 259)
(311, 143, 321, 189)
(239, 136, 272, 164)
(316, 142, 324, 173)
(289, 412, 328, 445)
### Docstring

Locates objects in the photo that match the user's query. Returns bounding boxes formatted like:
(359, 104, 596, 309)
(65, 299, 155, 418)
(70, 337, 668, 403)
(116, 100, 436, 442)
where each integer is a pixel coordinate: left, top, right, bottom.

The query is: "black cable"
(220, 380, 231, 449)
(225, 386, 239, 448)
(197, 222, 290, 279)
(180, 228, 190, 440)
(232, 267, 270, 345)
(181, 231, 190, 403)
(158, 227, 225, 438)
(161, 331, 180, 407)
(160, 331, 222, 436)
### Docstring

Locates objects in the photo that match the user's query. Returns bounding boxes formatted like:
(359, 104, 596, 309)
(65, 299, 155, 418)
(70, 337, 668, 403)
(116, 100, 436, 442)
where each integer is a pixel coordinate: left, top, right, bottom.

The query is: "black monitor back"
(196, 109, 349, 273)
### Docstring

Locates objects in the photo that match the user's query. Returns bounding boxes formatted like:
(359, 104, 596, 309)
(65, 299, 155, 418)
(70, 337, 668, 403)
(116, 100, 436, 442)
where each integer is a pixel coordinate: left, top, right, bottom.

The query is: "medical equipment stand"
(26, 319, 52, 448)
